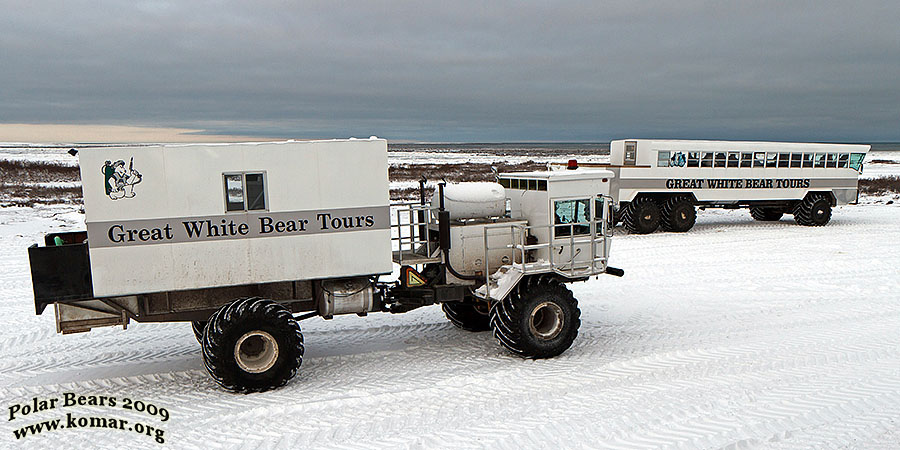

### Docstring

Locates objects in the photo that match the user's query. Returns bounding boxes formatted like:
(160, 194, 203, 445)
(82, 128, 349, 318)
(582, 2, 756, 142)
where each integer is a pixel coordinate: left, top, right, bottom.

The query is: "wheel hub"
(529, 302, 564, 340)
(234, 330, 279, 373)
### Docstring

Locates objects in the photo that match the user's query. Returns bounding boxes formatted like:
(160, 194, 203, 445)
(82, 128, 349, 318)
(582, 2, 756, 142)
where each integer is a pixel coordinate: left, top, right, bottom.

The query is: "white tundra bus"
(589, 139, 869, 233)
(27, 138, 623, 393)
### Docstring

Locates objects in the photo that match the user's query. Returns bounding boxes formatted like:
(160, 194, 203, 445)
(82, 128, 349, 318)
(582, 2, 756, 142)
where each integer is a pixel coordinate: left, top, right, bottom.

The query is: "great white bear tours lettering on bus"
(89, 206, 389, 248)
(665, 178, 811, 189)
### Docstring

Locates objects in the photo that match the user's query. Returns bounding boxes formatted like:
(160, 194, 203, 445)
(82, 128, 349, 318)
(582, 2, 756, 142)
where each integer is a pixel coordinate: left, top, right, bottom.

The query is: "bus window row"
(658, 151, 865, 171)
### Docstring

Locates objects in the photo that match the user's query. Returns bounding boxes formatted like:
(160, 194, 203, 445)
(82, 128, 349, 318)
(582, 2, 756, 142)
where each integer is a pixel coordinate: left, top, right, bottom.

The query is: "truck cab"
(497, 165, 615, 279)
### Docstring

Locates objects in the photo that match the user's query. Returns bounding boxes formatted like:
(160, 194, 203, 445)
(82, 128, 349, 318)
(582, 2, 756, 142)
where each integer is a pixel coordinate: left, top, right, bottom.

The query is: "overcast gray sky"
(2, 0, 899, 142)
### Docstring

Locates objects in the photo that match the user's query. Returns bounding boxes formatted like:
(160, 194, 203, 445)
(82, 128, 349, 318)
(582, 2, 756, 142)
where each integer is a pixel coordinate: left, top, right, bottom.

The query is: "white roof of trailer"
(81, 137, 384, 149)
(612, 139, 870, 153)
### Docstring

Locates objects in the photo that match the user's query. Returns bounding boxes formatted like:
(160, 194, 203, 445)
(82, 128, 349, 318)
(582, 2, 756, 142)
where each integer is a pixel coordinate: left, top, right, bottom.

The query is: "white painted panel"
(80, 139, 391, 298)
(79, 146, 170, 222)
(90, 246, 175, 297)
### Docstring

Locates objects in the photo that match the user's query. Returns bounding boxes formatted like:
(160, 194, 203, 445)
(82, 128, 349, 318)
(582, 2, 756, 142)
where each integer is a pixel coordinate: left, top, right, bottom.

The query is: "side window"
(766, 153, 778, 168)
(224, 172, 267, 212)
(849, 153, 865, 171)
(224, 174, 244, 212)
(624, 141, 637, 165)
(740, 152, 753, 167)
(554, 199, 590, 238)
(245, 173, 266, 210)
(802, 153, 814, 168)
(714, 152, 727, 168)
(498, 178, 511, 188)
(826, 153, 837, 168)
(814, 153, 826, 168)
(657, 151, 670, 167)
(701, 152, 713, 168)
(790, 153, 802, 168)
(777, 153, 790, 168)
(837, 153, 849, 168)
(687, 152, 700, 167)
(727, 152, 739, 168)
(754, 152, 766, 167)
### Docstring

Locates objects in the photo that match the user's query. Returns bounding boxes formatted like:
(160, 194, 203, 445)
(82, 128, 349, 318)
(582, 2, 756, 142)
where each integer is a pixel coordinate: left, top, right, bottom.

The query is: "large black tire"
(489, 276, 581, 358)
(202, 298, 304, 393)
(443, 301, 491, 332)
(660, 196, 696, 232)
(191, 320, 207, 344)
(793, 194, 832, 226)
(749, 207, 784, 221)
(622, 197, 661, 234)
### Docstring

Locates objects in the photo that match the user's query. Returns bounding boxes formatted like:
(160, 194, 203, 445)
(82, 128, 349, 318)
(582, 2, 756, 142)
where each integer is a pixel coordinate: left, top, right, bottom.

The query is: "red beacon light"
(567, 159, 578, 170)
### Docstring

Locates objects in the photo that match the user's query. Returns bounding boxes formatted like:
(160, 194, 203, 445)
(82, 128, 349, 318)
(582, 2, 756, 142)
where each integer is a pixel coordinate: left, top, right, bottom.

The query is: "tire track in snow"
(3, 202, 900, 448)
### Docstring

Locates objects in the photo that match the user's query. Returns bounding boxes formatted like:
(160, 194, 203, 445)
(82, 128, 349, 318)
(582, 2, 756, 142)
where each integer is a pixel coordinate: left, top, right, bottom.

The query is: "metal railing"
(481, 195, 615, 301)
(390, 201, 440, 266)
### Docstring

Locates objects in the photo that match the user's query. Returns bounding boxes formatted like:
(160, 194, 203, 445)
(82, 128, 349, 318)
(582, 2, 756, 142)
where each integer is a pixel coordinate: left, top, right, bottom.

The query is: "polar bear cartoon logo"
(102, 157, 142, 200)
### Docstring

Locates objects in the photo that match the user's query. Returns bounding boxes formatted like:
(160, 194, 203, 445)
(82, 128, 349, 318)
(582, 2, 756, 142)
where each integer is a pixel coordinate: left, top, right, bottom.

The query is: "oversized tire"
(202, 298, 304, 393)
(622, 197, 661, 234)
(660, 196, 696, 232)
(442, 300, 491, 332)
(749, 207, 784, 221)
(489, 276, 581, 358)
(793, 194, 832, 226)
(191, 320, 207, 343)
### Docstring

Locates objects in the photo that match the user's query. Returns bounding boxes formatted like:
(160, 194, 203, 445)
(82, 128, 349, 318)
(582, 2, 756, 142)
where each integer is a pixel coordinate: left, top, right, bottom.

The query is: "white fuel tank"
(433, 182, 506, 220)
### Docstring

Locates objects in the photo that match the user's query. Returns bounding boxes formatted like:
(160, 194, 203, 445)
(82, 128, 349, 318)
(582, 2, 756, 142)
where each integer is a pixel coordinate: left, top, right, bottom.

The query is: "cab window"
(554, 199, 590, 238)
(849, 153, 865, 171)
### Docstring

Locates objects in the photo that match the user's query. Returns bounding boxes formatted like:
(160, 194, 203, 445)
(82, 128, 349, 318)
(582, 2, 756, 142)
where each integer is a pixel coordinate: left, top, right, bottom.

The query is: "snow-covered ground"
(1, 197, 900, 448)
(1, 145, 899, 448)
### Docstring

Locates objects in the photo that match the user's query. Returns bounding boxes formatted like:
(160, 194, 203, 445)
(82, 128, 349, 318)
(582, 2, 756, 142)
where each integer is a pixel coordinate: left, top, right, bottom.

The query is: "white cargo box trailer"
(78, 139, 392, 297)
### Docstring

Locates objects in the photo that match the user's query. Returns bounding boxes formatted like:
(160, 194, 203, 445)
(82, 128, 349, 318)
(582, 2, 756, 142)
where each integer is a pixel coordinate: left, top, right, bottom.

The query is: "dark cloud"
(2, 0, 898, 141)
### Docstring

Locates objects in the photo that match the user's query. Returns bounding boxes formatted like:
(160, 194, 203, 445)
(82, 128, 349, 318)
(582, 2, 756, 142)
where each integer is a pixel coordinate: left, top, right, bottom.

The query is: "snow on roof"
(612, 139, 870, 152)
(500, 167, 614, 180)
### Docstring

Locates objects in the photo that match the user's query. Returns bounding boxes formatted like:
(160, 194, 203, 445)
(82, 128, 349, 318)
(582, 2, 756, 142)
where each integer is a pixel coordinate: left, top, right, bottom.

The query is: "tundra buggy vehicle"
(28, 138, 623, 392)
(551, 140, 869, 233)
